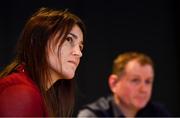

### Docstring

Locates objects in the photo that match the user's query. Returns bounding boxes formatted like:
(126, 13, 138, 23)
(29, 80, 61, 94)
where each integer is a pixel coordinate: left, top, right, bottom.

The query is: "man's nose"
(139, 82, 148, 92)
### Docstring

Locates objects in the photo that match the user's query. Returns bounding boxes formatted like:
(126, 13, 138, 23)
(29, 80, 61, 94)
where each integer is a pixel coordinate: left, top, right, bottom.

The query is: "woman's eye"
(66, 37, 73, 42)
(80, 44, 84, 51)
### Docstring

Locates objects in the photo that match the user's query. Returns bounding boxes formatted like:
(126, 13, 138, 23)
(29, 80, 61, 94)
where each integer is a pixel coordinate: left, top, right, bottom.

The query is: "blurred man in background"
(77, 52, 171, 117)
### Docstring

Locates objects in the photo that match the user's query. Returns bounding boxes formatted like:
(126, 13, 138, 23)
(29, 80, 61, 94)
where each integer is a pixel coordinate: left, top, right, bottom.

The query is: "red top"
(0, 65, 48, 117)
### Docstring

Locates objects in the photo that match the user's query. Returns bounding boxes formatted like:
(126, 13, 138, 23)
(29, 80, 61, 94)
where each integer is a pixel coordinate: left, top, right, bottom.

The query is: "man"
(77, 52, 171, 117)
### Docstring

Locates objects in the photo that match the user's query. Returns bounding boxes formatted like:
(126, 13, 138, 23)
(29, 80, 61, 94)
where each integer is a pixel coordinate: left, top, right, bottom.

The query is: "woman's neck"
(47, 68, 62, 90)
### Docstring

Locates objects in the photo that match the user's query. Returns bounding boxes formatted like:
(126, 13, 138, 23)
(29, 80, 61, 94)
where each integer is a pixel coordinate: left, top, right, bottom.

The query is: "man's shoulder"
(147, 101, 169, 111)
(86, 96, 112, 110)
(77, 96, 113, 117)
(138, 101, 171, 116)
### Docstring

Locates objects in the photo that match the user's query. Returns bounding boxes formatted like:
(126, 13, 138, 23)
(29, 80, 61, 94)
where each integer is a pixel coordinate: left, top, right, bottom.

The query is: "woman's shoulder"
(0, 72, 45, 117)
(0, 72, 38, 93)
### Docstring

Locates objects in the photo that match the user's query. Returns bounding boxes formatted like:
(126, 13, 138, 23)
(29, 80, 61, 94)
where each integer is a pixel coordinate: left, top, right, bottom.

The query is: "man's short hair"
(112, 52, 154, 76)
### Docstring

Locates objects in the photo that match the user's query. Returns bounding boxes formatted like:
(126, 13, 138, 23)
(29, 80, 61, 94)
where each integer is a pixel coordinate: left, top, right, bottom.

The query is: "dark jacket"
(77, 95, 171, 117)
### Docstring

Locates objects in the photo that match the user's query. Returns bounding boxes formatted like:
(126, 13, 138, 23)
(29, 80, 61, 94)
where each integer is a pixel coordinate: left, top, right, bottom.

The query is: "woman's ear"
(108, 74, 118, 93)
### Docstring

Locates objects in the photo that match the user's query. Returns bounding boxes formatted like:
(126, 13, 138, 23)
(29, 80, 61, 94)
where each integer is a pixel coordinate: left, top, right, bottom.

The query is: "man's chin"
(135, 102, 147, 110)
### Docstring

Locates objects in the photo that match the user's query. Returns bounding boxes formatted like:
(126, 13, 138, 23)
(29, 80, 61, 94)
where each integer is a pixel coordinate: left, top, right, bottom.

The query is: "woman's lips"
(68, 60, 78, 66)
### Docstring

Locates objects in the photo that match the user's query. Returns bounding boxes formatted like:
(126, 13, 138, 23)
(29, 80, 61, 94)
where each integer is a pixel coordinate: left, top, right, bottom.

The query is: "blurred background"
(0, 0, 179, 116)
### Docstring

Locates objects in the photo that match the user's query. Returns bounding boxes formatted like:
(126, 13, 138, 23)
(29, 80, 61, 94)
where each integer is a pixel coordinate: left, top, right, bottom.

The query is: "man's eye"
(131, 78, 140, 84)
(145, 80, 153, 85)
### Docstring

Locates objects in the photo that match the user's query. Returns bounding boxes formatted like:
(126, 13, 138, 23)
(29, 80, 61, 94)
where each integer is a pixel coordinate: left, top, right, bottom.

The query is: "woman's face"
(47, 24, 83, 83)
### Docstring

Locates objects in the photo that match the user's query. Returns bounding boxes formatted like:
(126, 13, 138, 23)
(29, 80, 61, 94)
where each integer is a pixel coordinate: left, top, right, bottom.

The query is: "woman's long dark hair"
(0, 7, 86, 117)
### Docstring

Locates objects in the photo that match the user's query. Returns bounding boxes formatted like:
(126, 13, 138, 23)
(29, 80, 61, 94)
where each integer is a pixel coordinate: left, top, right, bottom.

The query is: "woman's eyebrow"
(69, 33, 77, 39)
(69, 32, 83, 44)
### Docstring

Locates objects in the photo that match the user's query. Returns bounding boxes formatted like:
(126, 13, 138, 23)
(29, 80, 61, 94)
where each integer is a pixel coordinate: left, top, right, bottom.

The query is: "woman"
(0, 7, 85, 117)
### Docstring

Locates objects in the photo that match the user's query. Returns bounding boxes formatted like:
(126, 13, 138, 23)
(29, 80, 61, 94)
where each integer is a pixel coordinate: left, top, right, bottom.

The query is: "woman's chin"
(63, 73, 75, 80)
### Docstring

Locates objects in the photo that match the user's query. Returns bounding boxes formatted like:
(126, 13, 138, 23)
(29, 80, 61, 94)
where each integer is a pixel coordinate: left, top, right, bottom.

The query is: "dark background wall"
(0, 0, 179, 116)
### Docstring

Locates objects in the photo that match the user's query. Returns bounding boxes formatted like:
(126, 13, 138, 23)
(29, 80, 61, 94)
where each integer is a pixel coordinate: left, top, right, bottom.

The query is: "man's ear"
(108, 74, 118, 93)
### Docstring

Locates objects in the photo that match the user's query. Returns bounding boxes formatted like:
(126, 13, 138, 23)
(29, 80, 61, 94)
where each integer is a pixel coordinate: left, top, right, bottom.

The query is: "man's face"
(114, 59, 154, 111)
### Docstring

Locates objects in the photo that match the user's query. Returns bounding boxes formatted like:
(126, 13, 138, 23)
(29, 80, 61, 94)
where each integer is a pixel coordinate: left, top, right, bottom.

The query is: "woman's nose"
(72, 45, 82, 57)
